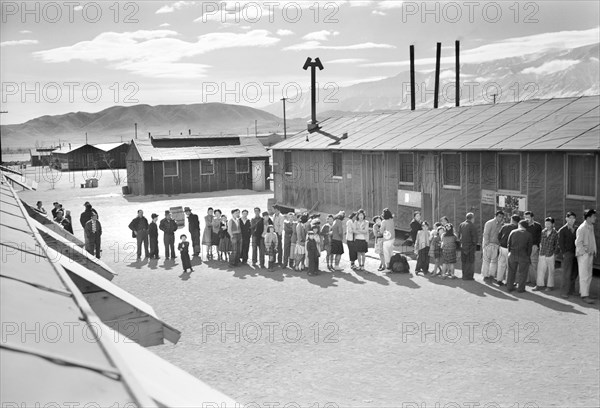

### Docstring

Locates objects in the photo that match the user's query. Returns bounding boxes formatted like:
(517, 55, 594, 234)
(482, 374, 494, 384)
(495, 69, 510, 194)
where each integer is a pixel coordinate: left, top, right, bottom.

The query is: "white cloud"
(338, 76, 388, 86)
(277, 29, 294, 36)
(19, 30, 32, 34)
(241, 25, 251, 30)
(284, 41, 394, 51)
(362, 27, 600, 68)
(159, 23, 171, 27)
(34, 29, 280, 78)
(302, 30, 339, 41)
(378, 0, 404, 9)
(156, 1, 194, 14)
(1, 39, 39, 47)
(328, 58, 368, 64)
(521, 59, 581, 75)
(74, 5, 83, 11)
(372, 10, 386, 16)
(350, 1, 375, 6)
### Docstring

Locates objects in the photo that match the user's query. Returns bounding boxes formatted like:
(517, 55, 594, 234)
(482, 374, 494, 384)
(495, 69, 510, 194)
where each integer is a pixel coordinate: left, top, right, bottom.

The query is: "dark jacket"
(240, 218, 252, 239)
(253, 218, 272, 239)
(498, 223, 518, 248)
(409, 219, 422, 243)
(80, 208, 98, 228)
(188, 213, 200, 232)
(458, 220, 478, 250)
(558, 223, 577, 254)
(149, 222, 159, 239)
(129, 216, 149, 233)
(508, 228, 532, 262)
(84, 219, 102, 242)
(159, 218, 178, 236)
(525, 221, 542, 246)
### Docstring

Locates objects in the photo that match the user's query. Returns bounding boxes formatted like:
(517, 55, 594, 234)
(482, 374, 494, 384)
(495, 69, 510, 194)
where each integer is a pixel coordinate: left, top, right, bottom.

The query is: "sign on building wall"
(481, 189, 496, 206)
(397, 189, 422, 208)
(497, 194, 527, 218)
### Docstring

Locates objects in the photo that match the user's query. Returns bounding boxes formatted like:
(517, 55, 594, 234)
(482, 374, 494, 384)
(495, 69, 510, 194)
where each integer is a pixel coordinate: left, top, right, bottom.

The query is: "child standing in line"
(430, 226, 444, 276)
(320, 214, 334, 271)
(264, 225, 278, 271)
(306, 229, 321, 276)
(415, 221, 430, 275)
(178, 234, 193, 273)
(218, 214, 231, 262)
(441, 223, 459, 279)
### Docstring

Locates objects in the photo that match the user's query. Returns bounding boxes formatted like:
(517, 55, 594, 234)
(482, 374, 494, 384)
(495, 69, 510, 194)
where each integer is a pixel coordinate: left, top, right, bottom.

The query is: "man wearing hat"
(228, 209, 242, 266)
(159, 210, 179, 259)
(184, 207, 201, 257)
(149, 213, 160, 259)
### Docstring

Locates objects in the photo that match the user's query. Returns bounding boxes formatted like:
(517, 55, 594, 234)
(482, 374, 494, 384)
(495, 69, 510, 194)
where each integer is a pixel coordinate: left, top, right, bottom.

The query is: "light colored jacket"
(482, 218, 502, 247)
(575, 220, 597, 257)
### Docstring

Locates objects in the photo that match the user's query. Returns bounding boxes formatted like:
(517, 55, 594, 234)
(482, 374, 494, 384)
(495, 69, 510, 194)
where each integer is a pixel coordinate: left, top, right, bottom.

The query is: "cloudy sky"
(1, 0, 599, 124)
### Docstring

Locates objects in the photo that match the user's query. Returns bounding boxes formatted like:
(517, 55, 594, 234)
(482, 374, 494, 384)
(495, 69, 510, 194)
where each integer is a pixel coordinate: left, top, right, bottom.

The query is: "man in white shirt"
(272, 205, 285, 267)
(576, 209, 597, 304)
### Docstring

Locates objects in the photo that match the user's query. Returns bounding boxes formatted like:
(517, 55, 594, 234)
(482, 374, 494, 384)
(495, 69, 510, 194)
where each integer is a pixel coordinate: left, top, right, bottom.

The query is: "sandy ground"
(17, 168, 600, 408)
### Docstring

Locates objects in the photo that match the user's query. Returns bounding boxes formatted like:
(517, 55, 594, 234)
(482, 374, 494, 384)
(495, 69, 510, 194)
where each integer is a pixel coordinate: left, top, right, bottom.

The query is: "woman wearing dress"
(380, 208, 396, 270)
(353, 210, 369, 271)
(202, 207, 214, 260)
(441, 223, 459, 279)
(372, 215, 385, 271)
(218, 213, 231, 262)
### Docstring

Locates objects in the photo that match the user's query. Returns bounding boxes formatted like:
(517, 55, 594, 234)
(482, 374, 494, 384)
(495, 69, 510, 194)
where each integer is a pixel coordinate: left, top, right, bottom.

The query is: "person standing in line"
(159, 210, 178, 260)
(506, 220, 533, 293)
(51, 202, 61, 219)
(289, 213, 298, 269)
(211, 209, 222, 260)
(202, 207, 214, 261)
(430, 226, 444, 276)
(272, 206, 285, 267)
(149, 213, 160, 259)
(251, 207, 262, 267)
(533, 216, 559, 292)
(524, 211, 543, 285)
(558, 212, 577, 299)
(331, 211, 346, 271)
(441, 223, 459, 279)
(240, 209, 252, 264)
(294, 213, 308, 271)
(184, 207, 201, 257)
(409, 211, 423, 246)
(306, 229, 321, 276)
(496, 215, 520, 286)
(321, 214, 334, 271)
(84, 212, 102, 259)
(575, 209, 597, 304)
(55, 210, 72, 234)
(440, 216, 449, 228)
(80, 202, 97, 229)
(128, 209, 149, 261)
(264, 225, 278, 271)
(346, 212, 357, 270)
(354, 210, 369, 271)
(481, 210, 504, 283)
(380, 209, 396, 271)
(228, 209, 242, 267)
(372, 215, 385, 271)
(458, 212, 478, 281)
(178, 234, 193, 273)
(414, 221, 430, 275)
(218, 214, 231, 262)
(283, 212, 295, 267)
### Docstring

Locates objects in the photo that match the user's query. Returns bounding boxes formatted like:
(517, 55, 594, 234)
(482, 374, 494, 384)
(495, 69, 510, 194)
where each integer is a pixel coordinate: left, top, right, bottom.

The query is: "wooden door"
(362, 153, 384, 217)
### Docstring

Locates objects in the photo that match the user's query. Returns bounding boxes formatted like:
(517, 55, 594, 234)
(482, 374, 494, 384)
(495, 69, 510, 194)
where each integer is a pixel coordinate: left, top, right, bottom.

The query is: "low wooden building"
(125, 135, 270, 195)
(51, 142, 129, 171)
(272, 96, 600, 262)
(30, 147, 56, 166)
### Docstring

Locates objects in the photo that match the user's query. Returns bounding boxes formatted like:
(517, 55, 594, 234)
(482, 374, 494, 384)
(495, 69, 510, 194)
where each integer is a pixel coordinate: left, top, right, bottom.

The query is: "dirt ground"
(18, 168, 600, 408)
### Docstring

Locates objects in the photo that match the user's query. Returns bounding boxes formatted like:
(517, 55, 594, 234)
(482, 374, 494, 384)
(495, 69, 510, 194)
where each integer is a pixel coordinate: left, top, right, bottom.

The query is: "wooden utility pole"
(281, 97, 287, 140)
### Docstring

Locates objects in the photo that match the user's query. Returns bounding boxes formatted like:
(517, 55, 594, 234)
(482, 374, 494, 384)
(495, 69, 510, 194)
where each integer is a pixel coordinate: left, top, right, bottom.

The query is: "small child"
(429, 226, 444, 276)
(178, 234, 193, 273)
(441, 224, 459, 279)
(306, 230, 321, 276)
(264, 225, 278, 271)
(414, 221, 430, 275)
(320, 215, 334, 271)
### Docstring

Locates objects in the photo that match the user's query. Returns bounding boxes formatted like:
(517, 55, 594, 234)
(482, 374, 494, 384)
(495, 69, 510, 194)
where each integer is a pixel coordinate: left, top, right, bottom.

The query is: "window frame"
(332, 151, 343, 179)
(442, 152, 461, 190)
(284, 151, 293, 175)
(235, 158, 250, 174)
(163, 160, 179, 177)
(497, 153, 521, 193)
(398, 152, 414, 186)
(565, 153, 597, 200)
(200, 159, 215, 176)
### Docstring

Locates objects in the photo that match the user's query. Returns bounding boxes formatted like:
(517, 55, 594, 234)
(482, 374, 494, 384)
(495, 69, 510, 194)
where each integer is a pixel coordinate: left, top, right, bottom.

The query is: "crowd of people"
(34, 198, 597, 303)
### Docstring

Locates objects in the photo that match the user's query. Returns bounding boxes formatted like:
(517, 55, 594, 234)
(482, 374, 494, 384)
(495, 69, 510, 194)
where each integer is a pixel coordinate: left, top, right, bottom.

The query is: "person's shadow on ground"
(126, 257, 149, 270)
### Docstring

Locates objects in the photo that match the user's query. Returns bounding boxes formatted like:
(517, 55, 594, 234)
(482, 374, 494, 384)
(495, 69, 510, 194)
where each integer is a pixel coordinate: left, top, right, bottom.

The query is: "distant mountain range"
(263, 43, 600, 117)
(2, 43, 597, 149)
